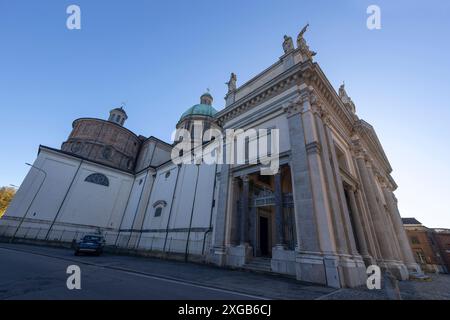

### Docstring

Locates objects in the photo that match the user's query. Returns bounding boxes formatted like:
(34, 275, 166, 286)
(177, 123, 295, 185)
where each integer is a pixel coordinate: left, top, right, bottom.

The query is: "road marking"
(314, 289, 344, 300)
(0, 245, 267, 300)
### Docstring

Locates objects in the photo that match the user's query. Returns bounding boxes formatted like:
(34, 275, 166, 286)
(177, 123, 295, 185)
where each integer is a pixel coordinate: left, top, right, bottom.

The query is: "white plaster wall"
(135, 140, 171, 172)
(120, 172, 148, 230)
(135, 142, 155, 172)
(55, 162, 133, 230)
(2, 149, 134, 242)
(151, 143, 172, 166)
(4, 151, 80, 222)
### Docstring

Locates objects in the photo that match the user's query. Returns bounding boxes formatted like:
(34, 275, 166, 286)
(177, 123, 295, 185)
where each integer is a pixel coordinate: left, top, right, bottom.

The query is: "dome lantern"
(200, 91, 213, 106)
(108, 106, 128, 126)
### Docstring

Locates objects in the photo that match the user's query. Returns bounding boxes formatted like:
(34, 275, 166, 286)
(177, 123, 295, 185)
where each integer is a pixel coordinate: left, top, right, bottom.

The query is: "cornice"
(216, 61, 314, 125)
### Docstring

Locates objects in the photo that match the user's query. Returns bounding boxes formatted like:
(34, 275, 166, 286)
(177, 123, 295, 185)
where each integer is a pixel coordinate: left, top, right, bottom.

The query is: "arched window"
(85, 173, 109, 187)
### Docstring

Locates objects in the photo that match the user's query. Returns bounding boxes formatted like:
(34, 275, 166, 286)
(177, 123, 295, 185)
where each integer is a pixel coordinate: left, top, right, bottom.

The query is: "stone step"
(409, 272, 432, 281)
(243, 258, 272, 272)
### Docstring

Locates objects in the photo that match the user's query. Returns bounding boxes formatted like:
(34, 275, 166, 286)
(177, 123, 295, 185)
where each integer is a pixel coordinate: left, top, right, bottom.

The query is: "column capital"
(241, 174, 250, 183)
(350, 143, 366, 160)
(283, 97, 304, 117)
(306, 142, 322, 155)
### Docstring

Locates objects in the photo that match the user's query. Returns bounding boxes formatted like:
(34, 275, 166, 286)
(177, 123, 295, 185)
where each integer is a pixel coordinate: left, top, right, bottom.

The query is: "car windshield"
(83, 236, 102, 242)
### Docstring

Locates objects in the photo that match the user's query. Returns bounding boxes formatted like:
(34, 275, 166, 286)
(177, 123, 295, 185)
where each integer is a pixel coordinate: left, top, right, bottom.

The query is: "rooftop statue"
(282, 35, 294, 54)
(226, 72, 237, 93)
(297, 24, 316, 60)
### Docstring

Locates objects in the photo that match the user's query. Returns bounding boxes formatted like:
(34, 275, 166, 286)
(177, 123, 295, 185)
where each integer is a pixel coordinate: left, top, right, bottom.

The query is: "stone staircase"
(409, 272, 431, 281)
(243, 257, 272, 273)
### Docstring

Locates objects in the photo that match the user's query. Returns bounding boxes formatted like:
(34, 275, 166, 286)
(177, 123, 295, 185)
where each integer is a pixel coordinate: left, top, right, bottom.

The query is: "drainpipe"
(136, 172, 157, 249)
(45, 160, 83, 241)
(163, 164, 182, 253)
(11, 163, 47, 242)
(185, 164, 201, 262)
(126, 170, 149, 248)
(202, 163, 218, 255)
(114, 175, 135, 247)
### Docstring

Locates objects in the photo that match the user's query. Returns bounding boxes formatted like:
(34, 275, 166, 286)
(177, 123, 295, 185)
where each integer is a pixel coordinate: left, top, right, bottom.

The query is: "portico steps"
(243, 257, 272, 273)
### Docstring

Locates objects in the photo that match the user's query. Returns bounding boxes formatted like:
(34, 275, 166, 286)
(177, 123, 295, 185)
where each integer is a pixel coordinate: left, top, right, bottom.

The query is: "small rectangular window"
(154, 207, 162, 217)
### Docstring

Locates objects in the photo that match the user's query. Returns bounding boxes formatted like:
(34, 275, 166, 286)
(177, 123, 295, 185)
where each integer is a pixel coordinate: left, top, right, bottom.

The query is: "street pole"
(10, 163, 47, 242)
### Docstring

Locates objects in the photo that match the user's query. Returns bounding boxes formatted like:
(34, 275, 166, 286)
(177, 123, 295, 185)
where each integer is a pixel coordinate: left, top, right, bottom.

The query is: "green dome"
(180, 103, 218, 121)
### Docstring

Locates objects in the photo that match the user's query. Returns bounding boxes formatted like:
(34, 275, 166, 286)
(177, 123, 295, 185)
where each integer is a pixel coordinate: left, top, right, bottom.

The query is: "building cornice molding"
(216, 61, 314, 125)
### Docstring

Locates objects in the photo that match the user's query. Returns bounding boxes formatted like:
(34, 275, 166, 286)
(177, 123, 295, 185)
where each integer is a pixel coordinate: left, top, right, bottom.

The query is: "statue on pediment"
(297, 24, 316, 60)
(226, 72, 237, 93)
(282, 35, 294, 54)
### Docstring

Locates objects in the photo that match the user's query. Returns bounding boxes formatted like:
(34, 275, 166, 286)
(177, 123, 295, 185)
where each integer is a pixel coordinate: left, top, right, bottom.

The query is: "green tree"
(0, 187, 16, 218)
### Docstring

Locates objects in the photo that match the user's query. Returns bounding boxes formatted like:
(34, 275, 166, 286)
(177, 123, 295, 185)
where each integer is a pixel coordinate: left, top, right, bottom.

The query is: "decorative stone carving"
(283, 97, 304, 116)
(351, 139, 366, 160)
(297, 24, 316, 60)
(282, 35, 294, 54)
(338, 83, 356, 113)
(226, 73, 237, 93)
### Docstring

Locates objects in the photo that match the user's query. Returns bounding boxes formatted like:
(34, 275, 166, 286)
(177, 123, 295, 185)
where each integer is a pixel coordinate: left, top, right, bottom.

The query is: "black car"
(74, 235, 105, 256)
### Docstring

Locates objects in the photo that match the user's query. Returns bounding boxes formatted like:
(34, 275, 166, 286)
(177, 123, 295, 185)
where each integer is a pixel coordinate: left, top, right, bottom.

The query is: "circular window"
(165, 171, 171, 179)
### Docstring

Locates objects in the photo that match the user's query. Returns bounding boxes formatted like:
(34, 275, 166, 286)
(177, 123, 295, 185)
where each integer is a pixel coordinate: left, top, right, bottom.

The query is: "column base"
(295, 251, 369, 288)
(379, 260, 409, 280)
(207, 246, 227, 266)
(271, 246, 296, 276)
(361, 254, 376, 267)
(295, 251, 340, 288)
(338, 254, 368, 288)
(406, 262, 423, 274)
(226, 244, 252, 267)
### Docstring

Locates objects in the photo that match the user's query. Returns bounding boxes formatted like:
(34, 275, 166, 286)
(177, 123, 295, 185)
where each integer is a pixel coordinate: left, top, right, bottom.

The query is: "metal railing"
(0, 224, 212, 257)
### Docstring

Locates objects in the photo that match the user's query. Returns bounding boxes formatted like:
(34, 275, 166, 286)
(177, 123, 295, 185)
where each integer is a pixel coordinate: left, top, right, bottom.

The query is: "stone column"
(383, 188, 422, 273)
(315, 111, 351, 255)
(351, 154, 382, 260)
(274, 171, 285, 247)
(230, 178, 240, 245)
(324, 125, 359, 256)
(355, 155, 396, 262)
(346, 186, 372, 264)
(284, 90, 340, 288)
(354, 151, 408, 279)
(208, 163, 230, 266)
(240, 175, 249, 245)
(368, 168, 403, 262)
(314, 103, 366, 287)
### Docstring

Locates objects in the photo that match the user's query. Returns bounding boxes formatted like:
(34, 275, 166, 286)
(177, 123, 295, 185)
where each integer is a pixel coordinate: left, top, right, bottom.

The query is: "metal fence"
(0, 224, 212, 257)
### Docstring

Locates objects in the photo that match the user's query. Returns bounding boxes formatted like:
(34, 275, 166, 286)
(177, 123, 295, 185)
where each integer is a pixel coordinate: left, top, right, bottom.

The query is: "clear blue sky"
(1, 0, 449, 228)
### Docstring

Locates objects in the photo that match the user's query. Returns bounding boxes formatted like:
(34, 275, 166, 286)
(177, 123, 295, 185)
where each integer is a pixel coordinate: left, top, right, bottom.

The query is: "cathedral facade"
(0, 28, 420, 288)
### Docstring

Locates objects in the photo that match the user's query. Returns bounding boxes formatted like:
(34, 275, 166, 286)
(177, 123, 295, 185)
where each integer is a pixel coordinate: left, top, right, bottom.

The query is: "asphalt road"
(0, 245, 262, 300)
